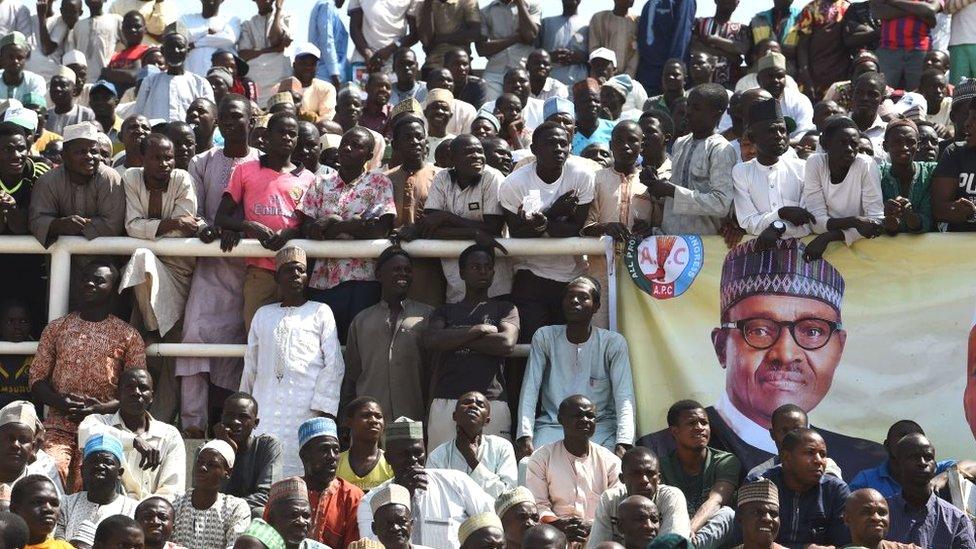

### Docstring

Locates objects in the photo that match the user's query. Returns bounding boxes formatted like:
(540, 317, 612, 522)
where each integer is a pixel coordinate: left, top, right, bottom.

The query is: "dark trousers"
(307, 280, 381, 345)
(506, 269, 569, 429)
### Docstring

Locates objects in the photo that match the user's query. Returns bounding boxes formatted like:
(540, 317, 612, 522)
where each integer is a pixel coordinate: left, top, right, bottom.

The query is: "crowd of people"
(0, 0, 973, 547)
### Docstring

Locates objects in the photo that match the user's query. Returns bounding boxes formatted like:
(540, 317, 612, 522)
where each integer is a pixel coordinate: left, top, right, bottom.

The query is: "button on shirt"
(480, 0, 542, 77)
(886, 492, 976, 549)
(525, 441, 622, 521)
(661, 133, 736, 236)
(77, 412, 186, 501)
(732, 156, 811, 237)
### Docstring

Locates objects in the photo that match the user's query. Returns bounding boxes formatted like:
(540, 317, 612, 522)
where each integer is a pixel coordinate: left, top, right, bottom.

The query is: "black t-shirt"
(431, 299, 519, 401)
(0, 355, 32, 409)
(933, 142, 976, 231)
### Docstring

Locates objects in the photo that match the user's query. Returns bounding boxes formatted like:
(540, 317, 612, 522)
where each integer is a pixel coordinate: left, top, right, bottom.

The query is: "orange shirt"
(308, 477, 364, 549)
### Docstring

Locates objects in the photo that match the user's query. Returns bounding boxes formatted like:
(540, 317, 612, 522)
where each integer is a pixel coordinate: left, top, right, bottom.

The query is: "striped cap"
(458, 512, 503, 545)
(268, 476, 309, 507)
(0, 400, 40, 434)
(385, 416, 423, 443)
(738, 479, 779, 508)
(494, 486, 535, 517)
(953, 78, 976, 106)
(720, 238, 845, 316)
(298, 416, 338, 449)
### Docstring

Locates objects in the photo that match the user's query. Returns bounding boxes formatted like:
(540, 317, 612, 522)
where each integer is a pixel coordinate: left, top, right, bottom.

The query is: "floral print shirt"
(297, 171, 396, 290)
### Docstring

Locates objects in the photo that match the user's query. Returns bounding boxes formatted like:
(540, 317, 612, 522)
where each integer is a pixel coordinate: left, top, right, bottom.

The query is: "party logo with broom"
(625, 235, 703, 299)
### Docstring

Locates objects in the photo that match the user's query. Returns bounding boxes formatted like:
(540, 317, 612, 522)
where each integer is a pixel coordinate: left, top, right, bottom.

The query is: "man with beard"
(357, 417, 492, 548)
(77, 368, 185, 500)
(588, 447, 690, 546)
(135, 25, 214, 121)
(297, 417, 363, 548)
(234, 477, 331, 549)
(638, 237, 886, 479)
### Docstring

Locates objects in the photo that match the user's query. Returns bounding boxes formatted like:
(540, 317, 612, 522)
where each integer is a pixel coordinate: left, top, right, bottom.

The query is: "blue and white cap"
(298, 417, 338, 450)
(83, 433, 124, 463)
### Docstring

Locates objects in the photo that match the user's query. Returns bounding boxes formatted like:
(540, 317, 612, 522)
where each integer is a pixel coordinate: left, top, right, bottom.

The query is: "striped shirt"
(880, 0, 940, 50)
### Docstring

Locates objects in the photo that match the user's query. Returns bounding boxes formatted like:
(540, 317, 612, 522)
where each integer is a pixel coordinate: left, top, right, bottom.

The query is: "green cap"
(0, 32, 28, 51)
(385, 416, 424, 443)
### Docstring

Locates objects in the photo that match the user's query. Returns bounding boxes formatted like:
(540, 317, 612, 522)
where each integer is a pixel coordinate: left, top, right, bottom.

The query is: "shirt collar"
(715, 392, 778, 454)
(109, 411, 167, 438)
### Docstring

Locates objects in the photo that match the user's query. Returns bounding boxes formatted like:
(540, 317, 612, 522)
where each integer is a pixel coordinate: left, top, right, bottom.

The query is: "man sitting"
(734, 479, 786, 549)
(357, 417, 493, 547)
(134, 497, 182, 549)
(426, 391, 518, 498)
(10, 476, 71, 549)
(0, 401, 64, 502)
(172, 440, 251, 547)
(588, 447, 690, 546)
(77, 368, 185, 500)
(215, 392, 283, 518)
(850, 420, 958, 497)
(297, 417, 363, 548)
(757, 428, 851, 547)
(844, 488, 921, 549)
(92, 515, 145, 549)
(458, 513, 505, 549)
(658, 400, 739, 549)
(56, 434, 139, 541)
(234, 477, 331, 549)
(525, 395, 622, 545)
(495, 487, 540, 549)
(885, 434, 976, 548)
(745, 404, 842, 481)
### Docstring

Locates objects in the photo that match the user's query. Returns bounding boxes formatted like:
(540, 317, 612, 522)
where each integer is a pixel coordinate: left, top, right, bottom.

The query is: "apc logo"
(625, 235, 704, 299)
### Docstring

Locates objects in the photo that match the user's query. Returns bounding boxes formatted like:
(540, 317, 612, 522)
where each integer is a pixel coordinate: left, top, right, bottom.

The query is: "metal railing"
(0, 235, 608, 358)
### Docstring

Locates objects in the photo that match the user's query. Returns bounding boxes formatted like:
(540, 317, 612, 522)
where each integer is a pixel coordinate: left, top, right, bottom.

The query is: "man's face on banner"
(713, 295, 846, 428)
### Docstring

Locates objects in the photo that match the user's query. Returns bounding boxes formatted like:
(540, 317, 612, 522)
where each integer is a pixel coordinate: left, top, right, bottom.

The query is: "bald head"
(739, 88, 774, 126)
(617, 495, 660, 547)
(844, 488, 890, 545)
(522, 524, 567, 548)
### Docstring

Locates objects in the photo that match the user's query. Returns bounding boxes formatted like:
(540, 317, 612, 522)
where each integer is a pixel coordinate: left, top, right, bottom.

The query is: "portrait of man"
(638, 238, 886, 479)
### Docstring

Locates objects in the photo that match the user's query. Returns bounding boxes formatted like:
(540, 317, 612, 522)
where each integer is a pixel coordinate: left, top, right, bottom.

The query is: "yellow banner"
(618, 234, 976, 469)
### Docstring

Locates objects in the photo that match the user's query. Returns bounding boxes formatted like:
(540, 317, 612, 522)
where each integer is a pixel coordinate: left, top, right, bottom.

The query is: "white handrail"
(1, 235, 606, 358)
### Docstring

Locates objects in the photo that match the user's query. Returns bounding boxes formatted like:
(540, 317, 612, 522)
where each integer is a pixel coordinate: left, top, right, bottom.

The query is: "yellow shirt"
(27, 537, 75, 549)
(31, 129, 62, 156)
(336, 450, 394, 492)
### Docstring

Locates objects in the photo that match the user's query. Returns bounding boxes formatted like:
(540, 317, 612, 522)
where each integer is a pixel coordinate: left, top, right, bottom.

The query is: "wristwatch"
(771, 220, 787, 235)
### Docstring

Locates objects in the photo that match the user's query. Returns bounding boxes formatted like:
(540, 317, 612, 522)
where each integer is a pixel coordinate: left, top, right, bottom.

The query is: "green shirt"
(879, 161, 936, 233)
(660, 447, 741, 515)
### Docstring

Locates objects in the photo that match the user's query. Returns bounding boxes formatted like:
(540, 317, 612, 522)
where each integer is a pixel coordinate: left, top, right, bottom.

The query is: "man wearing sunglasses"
(639, 238, 886, 483)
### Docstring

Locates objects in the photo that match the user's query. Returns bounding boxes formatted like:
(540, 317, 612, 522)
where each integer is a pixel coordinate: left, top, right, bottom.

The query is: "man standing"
(458, 513, 506, 549)
(215, 112, 314, 331)
(795, 0, 852, 98)
(0, 32, 45, 101)
(241, 246, 344, 478)
(588, 447, 691, 546)
(179, 94, 260, 437)
(757, 429, 852, 548)
(348, 0, 420, 73)
(290, 43, 337, 125)
(885, 434, 976, 548)
(638, 239, 887, 477)
(46, 68, 95, 136)
(135, 26, 214, 122)
(297, 417, 363, 548)
(171, 440, 252, 547)
(28, 122, 125, 247)
(537, 0, 588, 87)
(389, 49, 427, 106)
(77, 368, 185, 501)
(845, 488, 921, 549)
(477, 0, 541, 100)
(180, 0, 240, 76)
(525, 395, 622, 546)
(590, 0, 639, 78)
(871, 0, 940, 90)
(357, 417, 493, 548)
(237, 0, 293, 102)
(308, 0, 347, 88)
(365, 484, 429, 549)
(426, 391, 518, 497)
(417, 0, 481, 70)
(948, 0, 976, 85)
(745, 404, 843, 481)
(108, 0, 176, 45)
(526, 50, 568, 102)
(645, 83, 735, 236)
(445, 47, 489, 110)
(636, 0, 696, 94)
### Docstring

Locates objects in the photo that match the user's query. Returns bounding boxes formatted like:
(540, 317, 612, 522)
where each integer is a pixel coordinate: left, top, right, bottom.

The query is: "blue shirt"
(886, 492, 976, 549)
(762, 465, 852, 548)
(850, 459, 957, 498)
(636, 0, 696, 94)
(308, 0, 349, 81)
(571, 119, 616, 156)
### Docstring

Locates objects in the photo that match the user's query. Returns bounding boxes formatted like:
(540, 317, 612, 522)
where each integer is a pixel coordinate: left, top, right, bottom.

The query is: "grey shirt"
(46, 104, 96, 136)
(660, 133, 736, 236)
(586, 483, 691, 547)
(219, 434, 283, 518)
(28, 164, 125, 246)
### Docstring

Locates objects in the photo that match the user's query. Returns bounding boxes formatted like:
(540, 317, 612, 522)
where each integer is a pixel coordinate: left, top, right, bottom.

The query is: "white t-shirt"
(347, 0, 421, 62)
(498, 157, 595, 282)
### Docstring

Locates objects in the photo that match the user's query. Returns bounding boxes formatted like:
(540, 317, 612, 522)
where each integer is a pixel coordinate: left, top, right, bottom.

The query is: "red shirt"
(109, 44, 150, 69)
(879, 0, 940, 50)
(308, 477, 364, 548)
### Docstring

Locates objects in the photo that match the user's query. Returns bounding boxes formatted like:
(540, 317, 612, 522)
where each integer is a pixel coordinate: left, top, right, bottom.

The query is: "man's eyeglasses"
(721, 317, 843, 351)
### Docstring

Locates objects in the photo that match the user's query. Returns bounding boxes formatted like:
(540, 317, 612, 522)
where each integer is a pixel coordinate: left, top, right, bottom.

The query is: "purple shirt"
(886, 492, 976, 549)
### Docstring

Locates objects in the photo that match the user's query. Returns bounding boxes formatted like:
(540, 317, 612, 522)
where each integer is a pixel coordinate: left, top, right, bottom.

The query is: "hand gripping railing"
(0, 235, 608, 358)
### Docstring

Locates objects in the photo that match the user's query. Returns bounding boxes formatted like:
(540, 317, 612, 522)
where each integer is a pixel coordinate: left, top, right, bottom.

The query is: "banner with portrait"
(617, 234, 976, 471)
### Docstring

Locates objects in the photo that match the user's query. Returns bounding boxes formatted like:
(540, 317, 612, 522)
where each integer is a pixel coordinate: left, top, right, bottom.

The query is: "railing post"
(48, 242, 71, 322)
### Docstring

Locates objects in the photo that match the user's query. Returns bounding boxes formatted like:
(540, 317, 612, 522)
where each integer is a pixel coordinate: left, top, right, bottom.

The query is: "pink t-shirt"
(224, 158, 315, 271)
